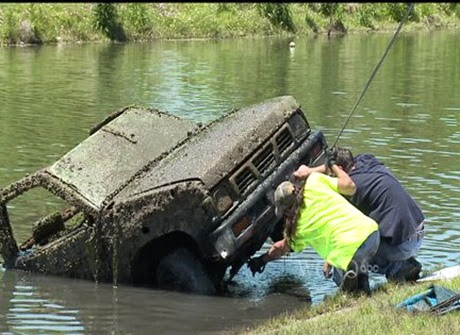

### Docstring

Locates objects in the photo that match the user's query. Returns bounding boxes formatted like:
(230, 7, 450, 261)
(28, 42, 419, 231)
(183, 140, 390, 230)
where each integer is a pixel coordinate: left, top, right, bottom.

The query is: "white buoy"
(289, 41, 295, 48)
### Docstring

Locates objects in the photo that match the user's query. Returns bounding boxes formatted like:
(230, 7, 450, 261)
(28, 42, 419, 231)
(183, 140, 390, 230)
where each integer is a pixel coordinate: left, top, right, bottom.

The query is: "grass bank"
(243, 277, 460, 335)
(0, 3, 459, 46)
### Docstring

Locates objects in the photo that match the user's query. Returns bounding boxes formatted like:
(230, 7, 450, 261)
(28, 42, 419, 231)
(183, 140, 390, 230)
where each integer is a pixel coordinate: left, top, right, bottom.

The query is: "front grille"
(234, 167, 257, 195)
(276, 128, 294, 156)
(252, 144, 275, 177)
(230, 124, 298, 198)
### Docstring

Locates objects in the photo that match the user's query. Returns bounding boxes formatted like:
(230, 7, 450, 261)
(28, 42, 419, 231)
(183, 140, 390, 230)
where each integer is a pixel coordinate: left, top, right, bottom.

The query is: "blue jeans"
(371, 224, 424, 278)
(332, 230, 380, 287)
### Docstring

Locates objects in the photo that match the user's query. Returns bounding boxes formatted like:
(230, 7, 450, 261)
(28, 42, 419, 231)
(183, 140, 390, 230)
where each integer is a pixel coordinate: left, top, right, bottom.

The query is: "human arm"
(293, 153, 356, 196)
(293, 164, 327, 180)
(293, 147, 339, 180)
(265, 238, 291, 261)
(247, 238, 291, 276)
(331, 164, 356, 196)
(323, 261, 332, 278)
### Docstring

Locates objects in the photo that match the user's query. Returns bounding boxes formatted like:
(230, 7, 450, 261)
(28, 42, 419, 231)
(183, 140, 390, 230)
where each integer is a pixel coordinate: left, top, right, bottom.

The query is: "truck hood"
(115, 96, 301, 201)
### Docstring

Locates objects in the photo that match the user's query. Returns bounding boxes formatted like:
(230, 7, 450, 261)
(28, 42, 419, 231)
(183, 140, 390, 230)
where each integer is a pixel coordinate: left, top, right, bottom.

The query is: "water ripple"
(0, 31, 459, 334)
(5, 285, 84, 334)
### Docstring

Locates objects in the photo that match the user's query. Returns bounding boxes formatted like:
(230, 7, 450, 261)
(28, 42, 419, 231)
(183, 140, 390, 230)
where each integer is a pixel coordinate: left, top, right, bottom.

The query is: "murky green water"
(0, 30, 459, 334)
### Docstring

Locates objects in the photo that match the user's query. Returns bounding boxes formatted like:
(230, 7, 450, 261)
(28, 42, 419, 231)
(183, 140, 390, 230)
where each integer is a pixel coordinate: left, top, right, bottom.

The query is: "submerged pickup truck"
(0, 96, 328, 295)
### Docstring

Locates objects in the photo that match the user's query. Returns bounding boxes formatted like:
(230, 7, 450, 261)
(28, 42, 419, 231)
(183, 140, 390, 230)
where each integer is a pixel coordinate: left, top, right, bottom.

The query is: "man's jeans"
(371, 223, 424, 278)
(332, 230, 380, 288)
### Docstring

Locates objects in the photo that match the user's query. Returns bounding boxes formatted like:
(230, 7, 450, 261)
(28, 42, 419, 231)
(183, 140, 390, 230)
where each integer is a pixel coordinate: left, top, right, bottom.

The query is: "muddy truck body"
(0, 96, 328, 294)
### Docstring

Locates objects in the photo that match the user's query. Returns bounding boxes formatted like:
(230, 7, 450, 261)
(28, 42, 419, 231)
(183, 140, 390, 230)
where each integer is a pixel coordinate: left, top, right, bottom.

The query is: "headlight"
(214, 186, 234, 216)
(288, 113, 309, 140)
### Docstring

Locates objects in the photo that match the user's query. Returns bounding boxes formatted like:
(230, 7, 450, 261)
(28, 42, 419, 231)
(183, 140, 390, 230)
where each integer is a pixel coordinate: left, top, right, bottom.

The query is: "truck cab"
(0, 96, 328, 294)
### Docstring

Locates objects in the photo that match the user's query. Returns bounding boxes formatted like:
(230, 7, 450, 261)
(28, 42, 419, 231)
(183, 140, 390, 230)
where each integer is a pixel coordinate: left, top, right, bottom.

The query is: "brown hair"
(335, 147, 354, 173)
(283, 181, 305, 245)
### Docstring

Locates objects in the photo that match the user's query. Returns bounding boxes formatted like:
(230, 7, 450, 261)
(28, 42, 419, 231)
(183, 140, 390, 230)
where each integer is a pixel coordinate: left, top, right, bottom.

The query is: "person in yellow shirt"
(248, 157, 380, 294)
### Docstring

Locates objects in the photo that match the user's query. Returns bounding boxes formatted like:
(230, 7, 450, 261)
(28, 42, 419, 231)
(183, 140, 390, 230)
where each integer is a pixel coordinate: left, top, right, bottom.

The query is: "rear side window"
(2, 187, 85, 253)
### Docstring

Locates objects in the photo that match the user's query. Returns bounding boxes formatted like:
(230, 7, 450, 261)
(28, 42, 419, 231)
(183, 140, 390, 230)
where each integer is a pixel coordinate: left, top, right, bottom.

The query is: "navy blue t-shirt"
(349, 154, 425, 246)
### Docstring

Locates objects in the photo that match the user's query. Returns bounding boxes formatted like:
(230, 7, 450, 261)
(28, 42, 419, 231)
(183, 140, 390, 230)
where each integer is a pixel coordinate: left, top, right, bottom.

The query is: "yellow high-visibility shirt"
(289, 172, 378, 270)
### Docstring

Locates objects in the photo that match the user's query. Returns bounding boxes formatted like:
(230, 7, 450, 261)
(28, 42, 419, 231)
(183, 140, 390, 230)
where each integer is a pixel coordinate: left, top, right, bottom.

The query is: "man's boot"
(404, 257, 422, 281)
(340, 269, 358, 293)
(387, 257, 422, 282)
(357, 273, 371, 295)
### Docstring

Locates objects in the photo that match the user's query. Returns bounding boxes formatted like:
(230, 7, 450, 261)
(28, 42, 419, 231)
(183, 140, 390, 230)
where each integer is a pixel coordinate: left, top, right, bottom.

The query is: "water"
(0, 30, 459, 334)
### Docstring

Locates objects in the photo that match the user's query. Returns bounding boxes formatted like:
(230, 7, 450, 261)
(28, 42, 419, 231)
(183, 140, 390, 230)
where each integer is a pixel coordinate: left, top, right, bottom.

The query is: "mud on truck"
(0, 96, 328, 295)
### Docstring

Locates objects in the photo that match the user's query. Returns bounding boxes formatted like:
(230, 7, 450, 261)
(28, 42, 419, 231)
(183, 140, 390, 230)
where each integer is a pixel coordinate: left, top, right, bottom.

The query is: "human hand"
(326, 147, 337, 169)
(293, 165, 310, 180)
(247, 254, 267, 277)
(323, 261, 332, 278)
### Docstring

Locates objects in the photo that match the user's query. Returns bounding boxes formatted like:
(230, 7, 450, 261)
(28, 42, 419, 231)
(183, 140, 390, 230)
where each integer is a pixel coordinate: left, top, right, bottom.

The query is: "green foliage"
(25, 4, 43, 43)
(257, 3, 296, 32)
(119, 3, 153, 39)
(93, 3, 116, 32)
(318, 3, 347, 32)
(385, 3, 418, 22)
(415, 3, 438, 18)
(319, 3, 335, 17)
(0, 5, 21, 44)
(356, 3, 380, 29)
(0, 4, 98, 45)
(0, 3, 459, 45)
(455, 4, 460, 18)
(449, 3, 460, 18)
(93, 3, 126, 41)
(319, 3, 346, 20)
(58, 6, 96, 42)
(306, 3, 321, 13)
(216, 4, 268, 37)
(434, 3, 460, 19)
(153, 3, 218, 38)
(151, 3, 266, 39)
(305, 12, 319, 34)
(216, 3, 234, 14)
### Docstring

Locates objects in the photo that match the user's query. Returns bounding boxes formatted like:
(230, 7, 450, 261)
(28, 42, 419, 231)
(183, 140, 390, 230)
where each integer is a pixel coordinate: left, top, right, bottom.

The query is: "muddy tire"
(155, 248, 216, 295)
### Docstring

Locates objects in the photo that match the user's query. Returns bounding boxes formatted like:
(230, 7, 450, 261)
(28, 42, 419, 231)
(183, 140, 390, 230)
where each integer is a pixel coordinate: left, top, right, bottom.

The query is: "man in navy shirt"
(334, 148, 425, 282)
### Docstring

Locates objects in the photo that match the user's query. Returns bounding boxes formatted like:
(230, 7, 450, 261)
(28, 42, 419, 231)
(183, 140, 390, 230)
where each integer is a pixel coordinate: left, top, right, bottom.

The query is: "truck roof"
(46, 107, 197, 209)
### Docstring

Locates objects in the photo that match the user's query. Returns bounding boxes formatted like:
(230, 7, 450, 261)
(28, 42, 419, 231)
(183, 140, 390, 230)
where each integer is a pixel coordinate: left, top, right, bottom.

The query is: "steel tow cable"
(332, 3, 415, 148)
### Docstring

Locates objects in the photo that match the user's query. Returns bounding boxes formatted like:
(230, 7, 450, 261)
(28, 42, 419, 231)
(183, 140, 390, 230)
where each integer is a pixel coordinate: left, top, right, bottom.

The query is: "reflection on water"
(0, 30, 459, 334)
(0, 268, 316, 335)
(0, 269, 83, 334)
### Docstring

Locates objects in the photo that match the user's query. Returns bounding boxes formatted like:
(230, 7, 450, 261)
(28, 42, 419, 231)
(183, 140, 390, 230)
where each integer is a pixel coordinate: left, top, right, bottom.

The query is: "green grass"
(0, 3, 100, 44)
(0, 3, 459, 46)
(244, 277, 460, 335)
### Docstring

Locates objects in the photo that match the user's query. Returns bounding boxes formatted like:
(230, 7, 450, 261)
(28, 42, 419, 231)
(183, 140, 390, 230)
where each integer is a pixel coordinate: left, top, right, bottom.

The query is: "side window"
(4, 187, 84, 251)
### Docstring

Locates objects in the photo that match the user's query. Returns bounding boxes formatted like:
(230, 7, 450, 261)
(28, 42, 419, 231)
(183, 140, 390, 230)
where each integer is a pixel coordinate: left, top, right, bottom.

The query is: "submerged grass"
(244, 277, 460, 335)
(0, 3, 459, 46)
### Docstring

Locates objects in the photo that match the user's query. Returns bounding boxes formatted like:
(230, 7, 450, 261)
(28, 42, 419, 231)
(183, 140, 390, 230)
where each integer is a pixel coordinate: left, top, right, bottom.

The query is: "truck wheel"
(155, 248, 216, 295)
